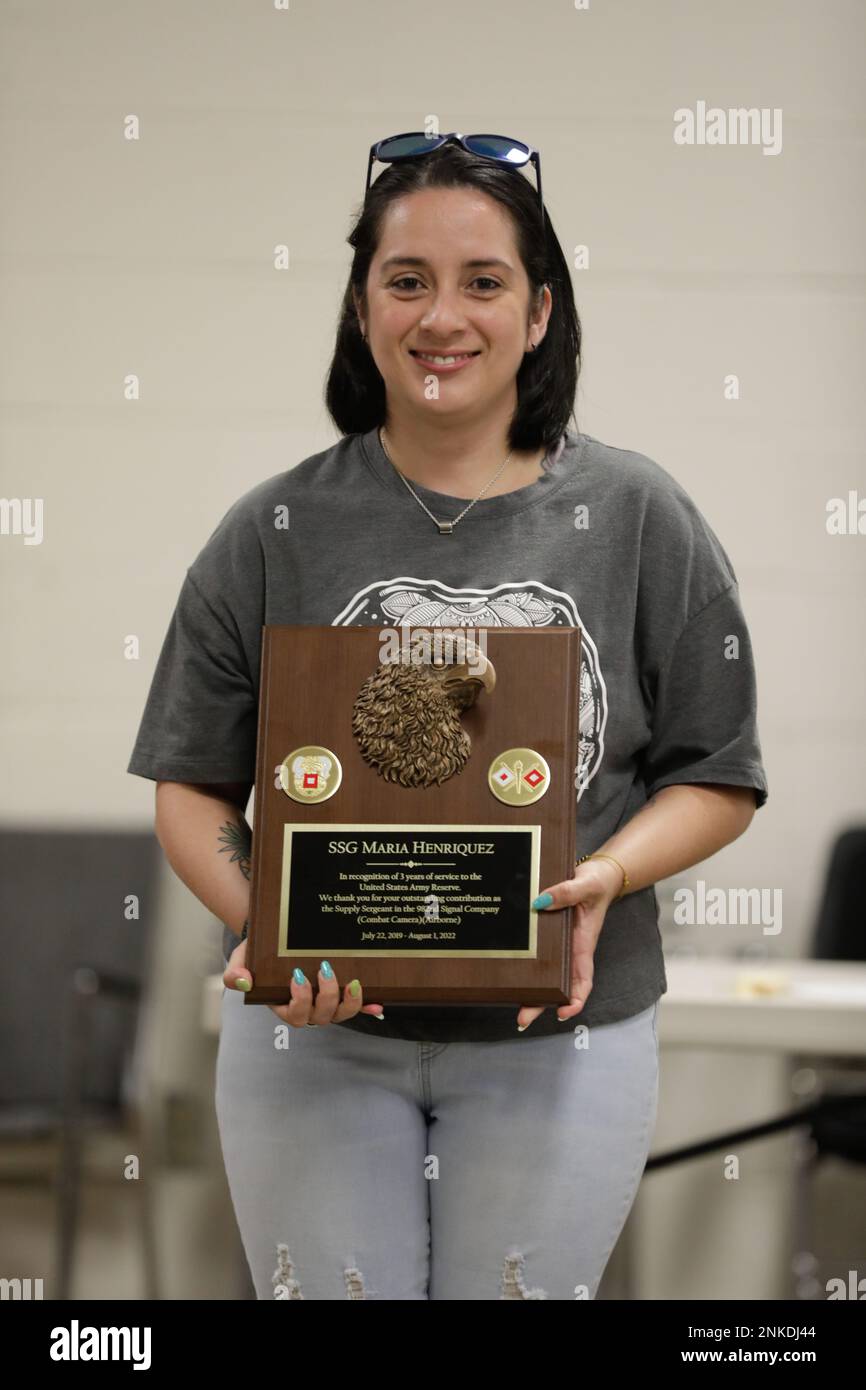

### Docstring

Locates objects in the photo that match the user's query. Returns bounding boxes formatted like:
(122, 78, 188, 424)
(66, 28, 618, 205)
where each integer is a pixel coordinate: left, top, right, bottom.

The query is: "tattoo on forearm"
(217, 817, 252, 880)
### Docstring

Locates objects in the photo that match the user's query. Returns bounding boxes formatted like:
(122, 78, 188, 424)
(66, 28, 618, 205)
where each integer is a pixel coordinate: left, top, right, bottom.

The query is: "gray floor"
(0, 1127, 253, 1301)
(2, 1122, 863, 1300)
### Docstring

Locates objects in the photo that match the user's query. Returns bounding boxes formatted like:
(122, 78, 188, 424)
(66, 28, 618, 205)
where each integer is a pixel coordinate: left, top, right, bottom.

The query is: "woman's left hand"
(516, 858, 625, 1032)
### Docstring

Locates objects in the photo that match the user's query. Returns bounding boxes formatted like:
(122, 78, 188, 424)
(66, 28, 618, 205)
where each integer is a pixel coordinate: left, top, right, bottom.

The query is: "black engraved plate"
(278, 823, 541, 958)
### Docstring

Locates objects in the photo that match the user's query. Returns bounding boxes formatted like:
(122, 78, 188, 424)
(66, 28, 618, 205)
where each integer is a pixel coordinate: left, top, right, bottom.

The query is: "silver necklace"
(378, 426, 513, 535)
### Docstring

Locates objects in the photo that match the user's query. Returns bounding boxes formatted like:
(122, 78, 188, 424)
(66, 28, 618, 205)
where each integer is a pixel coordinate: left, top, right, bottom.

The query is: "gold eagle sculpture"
(351, 641, 496, 788)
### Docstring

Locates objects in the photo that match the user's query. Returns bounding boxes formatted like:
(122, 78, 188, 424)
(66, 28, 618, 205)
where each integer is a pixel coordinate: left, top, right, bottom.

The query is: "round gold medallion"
(488, 748, 551, 806)
(279, 745, 342, 804)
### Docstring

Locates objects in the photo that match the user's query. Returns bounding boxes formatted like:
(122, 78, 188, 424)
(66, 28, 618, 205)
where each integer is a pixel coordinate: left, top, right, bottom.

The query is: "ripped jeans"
(214, 982, 660, 1300)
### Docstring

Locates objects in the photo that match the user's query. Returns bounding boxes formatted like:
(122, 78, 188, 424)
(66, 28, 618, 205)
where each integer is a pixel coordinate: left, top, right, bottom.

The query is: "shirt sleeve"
(639, 582, 769, 809)
(126, 567, 259, 784)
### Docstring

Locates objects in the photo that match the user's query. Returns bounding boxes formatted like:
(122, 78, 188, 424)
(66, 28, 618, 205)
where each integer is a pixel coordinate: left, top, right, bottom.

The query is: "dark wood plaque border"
(244, 625, 581, 1006)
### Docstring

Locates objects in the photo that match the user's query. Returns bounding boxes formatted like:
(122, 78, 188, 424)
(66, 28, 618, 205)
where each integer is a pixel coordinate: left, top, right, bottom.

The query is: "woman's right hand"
(222, 936, 385, 1027)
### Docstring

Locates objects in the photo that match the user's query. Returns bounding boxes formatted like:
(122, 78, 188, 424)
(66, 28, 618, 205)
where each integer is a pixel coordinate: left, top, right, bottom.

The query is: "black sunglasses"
(365, 131, 543, 214)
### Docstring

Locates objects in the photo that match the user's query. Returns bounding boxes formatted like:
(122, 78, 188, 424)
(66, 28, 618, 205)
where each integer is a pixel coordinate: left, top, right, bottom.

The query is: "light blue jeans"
(214, 984, 660, 1300)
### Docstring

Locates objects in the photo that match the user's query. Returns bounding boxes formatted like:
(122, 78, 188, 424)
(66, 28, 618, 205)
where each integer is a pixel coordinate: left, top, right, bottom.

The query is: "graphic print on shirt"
(331, 577, 607, 801)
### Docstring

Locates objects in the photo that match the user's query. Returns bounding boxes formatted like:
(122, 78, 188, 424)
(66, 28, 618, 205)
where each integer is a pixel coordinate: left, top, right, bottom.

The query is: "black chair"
(790, 827, 866, 1297)
(641, 826, 866, 1299)
(0, 829, 161, 1299)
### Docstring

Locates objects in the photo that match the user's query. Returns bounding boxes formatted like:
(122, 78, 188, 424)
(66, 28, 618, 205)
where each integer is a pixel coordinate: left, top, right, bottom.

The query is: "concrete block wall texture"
(2, 1, 864, 1298)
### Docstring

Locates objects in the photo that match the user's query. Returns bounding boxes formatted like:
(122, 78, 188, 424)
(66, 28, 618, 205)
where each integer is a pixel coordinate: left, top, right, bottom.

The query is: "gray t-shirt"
(127, 426, 768, 1042)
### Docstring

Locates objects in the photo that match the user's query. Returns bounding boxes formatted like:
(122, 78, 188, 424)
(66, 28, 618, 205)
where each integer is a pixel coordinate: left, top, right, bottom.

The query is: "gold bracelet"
(576, 853, 630, 900)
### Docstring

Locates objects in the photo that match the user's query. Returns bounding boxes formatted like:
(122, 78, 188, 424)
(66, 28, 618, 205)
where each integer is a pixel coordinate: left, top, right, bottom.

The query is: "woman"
(128, 133, 768, 1300)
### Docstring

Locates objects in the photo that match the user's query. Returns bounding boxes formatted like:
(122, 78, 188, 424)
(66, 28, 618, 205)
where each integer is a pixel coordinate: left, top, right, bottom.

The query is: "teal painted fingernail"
(320, 960, 334, 979)
(292, 968, 307, 985)
(234, 977, 251, 992)
(532, 892, 553, 909)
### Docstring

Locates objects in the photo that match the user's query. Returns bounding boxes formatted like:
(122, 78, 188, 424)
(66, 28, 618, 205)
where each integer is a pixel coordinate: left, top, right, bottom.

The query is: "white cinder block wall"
(2, 0, 864, 1299)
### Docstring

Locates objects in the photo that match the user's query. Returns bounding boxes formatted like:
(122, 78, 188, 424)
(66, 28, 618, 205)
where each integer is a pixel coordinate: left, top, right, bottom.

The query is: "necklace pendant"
(437, 520, 454, 535)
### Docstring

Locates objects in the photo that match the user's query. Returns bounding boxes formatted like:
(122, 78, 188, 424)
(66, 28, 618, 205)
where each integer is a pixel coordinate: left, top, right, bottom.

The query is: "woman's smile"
(408, 348, 482, 374)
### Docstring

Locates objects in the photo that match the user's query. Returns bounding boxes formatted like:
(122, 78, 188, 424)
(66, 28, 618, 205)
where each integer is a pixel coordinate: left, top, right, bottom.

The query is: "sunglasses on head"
(365, 131, 543, 214)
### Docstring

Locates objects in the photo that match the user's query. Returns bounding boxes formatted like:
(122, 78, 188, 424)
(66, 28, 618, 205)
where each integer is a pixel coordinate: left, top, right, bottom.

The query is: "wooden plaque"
(244, 625, 581, 1006)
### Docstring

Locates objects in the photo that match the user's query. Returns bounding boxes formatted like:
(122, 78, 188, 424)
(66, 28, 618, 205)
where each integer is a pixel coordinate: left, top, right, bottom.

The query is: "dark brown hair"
(324, 141, 581, 453)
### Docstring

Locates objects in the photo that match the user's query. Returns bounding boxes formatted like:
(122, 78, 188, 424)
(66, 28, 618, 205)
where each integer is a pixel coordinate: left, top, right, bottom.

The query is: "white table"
(203, 957, 866, 1056)
(659, 956, 866, 1056)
